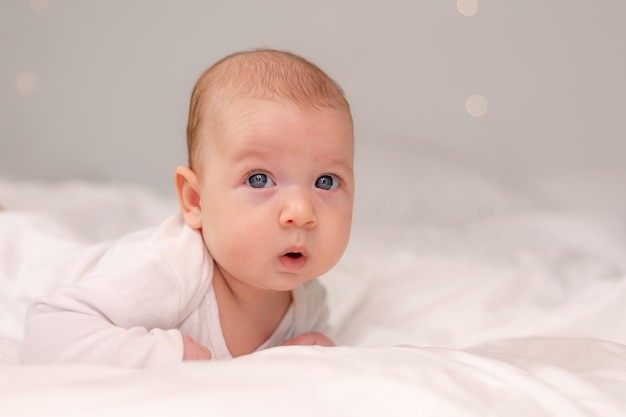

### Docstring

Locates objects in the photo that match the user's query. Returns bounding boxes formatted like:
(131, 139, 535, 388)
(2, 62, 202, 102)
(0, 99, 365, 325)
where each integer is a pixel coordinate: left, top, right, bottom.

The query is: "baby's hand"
(281, 331, 335, 347)
(182, 334, 212, 361)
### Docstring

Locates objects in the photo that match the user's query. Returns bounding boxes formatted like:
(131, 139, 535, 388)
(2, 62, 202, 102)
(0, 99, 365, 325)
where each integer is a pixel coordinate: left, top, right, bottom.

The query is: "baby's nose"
(279, 190, 317, 228)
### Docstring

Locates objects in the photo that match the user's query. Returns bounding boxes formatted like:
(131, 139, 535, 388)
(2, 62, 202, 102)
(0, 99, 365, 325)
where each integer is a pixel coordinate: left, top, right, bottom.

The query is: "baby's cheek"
(219, 220, 271, 263)
(326, 219, 351, 253)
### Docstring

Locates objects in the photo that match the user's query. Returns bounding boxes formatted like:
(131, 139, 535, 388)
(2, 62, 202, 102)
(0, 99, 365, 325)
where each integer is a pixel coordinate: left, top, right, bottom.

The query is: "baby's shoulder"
(78, 215, 212, 312)
(103, 215, 200, 259)
(97, 214, 211, 286)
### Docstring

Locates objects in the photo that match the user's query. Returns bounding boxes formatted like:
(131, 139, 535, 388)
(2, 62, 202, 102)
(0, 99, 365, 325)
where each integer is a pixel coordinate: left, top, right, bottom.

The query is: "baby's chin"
(265, 272, 322, 293)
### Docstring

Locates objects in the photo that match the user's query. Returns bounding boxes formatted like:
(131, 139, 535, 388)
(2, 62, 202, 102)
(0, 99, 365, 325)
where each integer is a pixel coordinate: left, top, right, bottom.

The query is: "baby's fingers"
(282, 332, 335, 347)
(182, 334, 212, 361)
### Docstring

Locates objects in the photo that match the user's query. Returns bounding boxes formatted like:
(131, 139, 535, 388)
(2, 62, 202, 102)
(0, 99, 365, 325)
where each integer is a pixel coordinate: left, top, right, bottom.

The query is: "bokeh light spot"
(465, 94, 488, 117)
(15, 72, 39, 96)
(457, 0, 478, 17)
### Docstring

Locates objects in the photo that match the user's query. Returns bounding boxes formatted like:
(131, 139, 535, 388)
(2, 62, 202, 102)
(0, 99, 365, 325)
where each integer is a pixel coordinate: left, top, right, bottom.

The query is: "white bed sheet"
(2, 339, 625, 417)
(1, 144, 625, 416)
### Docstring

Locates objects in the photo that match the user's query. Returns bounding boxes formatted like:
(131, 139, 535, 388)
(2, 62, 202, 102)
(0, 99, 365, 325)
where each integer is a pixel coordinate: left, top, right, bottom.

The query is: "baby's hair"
(186, 49, 351, 171)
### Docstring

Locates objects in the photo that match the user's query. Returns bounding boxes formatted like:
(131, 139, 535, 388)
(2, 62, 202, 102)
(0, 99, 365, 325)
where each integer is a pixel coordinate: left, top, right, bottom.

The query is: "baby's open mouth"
(279, 249, 307, 271)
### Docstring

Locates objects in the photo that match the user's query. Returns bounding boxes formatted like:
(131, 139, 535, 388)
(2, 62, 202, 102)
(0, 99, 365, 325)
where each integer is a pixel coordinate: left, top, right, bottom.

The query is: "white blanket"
(1, 150, 625, 416)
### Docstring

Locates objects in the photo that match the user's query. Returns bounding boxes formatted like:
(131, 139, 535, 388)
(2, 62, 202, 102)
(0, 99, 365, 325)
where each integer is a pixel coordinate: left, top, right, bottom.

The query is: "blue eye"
(315, 174, 340, 191)
(247, 173, 275, 188)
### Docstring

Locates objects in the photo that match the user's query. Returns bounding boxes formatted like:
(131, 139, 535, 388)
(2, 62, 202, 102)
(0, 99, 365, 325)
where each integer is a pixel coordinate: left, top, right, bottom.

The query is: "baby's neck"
(212, 264, 292, 357)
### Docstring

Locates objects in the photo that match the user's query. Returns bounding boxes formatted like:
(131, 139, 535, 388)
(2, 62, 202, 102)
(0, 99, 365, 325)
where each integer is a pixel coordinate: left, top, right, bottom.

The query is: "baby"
(21, 49, 354, 367)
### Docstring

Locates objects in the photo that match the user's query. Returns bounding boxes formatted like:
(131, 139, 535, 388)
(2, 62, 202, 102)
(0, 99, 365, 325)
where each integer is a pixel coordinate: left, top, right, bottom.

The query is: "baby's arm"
(21, 242, 207, 367)
(21, 288, 186, 366)
(281, 331, 335, 347)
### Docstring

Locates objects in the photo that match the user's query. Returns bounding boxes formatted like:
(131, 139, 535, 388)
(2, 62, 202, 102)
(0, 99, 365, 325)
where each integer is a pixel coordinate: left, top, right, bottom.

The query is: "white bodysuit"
(20, 215, 329, 367)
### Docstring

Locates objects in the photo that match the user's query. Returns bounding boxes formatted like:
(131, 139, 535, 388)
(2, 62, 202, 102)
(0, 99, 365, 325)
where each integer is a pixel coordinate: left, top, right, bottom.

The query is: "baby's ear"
(174, 166, 202, 230)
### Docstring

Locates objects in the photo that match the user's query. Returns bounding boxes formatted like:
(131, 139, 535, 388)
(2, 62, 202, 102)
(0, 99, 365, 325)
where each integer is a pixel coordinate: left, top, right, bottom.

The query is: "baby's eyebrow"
(322, 158, 353, 173)
(230, 143, 273, 163)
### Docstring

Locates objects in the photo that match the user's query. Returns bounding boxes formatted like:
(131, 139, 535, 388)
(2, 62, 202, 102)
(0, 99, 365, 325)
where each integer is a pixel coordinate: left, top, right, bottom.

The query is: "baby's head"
(186, 49, 352, 173)
(176, 49, 354, 292)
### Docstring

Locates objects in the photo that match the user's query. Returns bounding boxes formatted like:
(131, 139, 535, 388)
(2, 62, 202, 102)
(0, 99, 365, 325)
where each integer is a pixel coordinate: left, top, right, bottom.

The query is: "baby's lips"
(281, 245, 308, 258)
(279, 248, 308, 271)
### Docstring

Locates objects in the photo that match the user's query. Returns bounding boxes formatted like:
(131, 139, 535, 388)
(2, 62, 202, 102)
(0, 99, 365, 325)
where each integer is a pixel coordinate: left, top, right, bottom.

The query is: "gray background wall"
(1, 0, 624, 197)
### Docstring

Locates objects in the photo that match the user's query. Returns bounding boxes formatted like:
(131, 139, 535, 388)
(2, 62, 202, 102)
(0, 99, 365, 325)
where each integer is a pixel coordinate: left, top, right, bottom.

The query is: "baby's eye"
(315, 174, 340, 191)
(247, 173, 275, 188)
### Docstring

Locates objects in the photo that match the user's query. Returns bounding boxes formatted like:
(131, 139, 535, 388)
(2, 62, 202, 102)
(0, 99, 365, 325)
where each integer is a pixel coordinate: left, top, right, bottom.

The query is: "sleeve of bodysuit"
(21, 223, 211, 368)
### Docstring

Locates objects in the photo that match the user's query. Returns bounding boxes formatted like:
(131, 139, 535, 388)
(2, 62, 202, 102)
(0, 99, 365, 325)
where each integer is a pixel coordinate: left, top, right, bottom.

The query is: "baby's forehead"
(205, 98, 352, 154)
(209, 95, 352, 131)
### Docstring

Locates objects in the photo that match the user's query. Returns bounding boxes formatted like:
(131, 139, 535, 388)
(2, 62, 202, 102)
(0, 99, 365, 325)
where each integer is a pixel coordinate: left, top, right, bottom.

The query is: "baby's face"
(197, 98, 354, 292)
